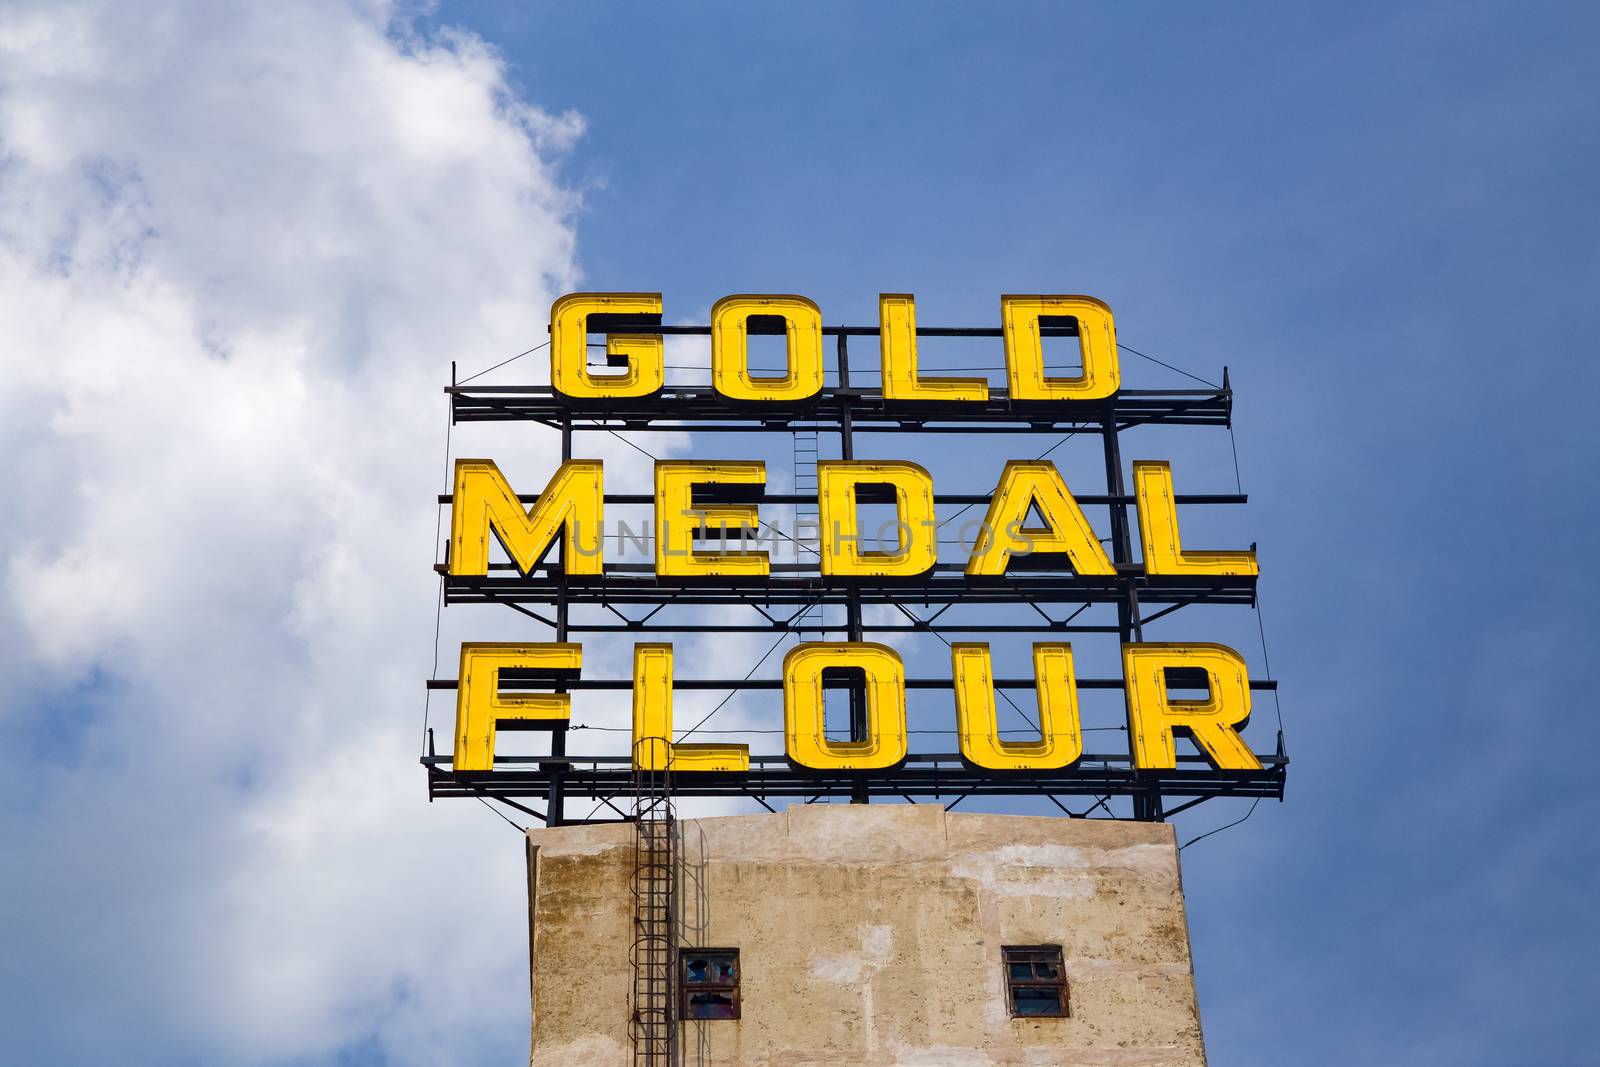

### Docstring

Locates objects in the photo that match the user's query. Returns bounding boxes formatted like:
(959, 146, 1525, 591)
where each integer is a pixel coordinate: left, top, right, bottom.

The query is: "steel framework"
(425, 321, 1288, 825)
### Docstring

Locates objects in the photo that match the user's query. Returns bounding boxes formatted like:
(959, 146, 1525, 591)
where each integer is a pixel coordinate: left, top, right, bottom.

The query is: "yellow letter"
(1123, 643, 1260, 770)
(817, 460, 937, 577)
(450, 459, 602, 576)
(453, 642, 580, 772)
(1133, 460, 1259, 576)
(631, 644, 750, 772)
(953, 643, 1083, 771)
(1002, 295, 1120, 401)
(655, 461, 769, 577)
(784, 643, 908, 771)
(879, 293, 988, 402)
(711, 295, 824, 402)
(550, 292, 664, 399)
(966, 460, 1115, 576)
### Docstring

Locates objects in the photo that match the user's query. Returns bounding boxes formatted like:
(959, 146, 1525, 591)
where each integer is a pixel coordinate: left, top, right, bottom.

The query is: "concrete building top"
(526, 805, 1206, 1066)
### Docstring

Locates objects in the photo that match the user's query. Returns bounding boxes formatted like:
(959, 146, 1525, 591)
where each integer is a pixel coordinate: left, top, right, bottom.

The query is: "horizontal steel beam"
(551, 623, 1126, 635)
(435, 492, 1250, 506)
(440, 570, 1255, 609)
(424, 676, 1279, 692)
(448, 386, 1230, 432)
(556, 324, 1081, 339)
(422, 752, 1288, 803)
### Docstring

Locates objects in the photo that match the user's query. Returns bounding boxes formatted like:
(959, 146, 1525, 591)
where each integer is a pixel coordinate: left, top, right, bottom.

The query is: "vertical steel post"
(837, 332, 870, 804)
(547, 419, 572, 826)
(1100, 402, 1160, 821)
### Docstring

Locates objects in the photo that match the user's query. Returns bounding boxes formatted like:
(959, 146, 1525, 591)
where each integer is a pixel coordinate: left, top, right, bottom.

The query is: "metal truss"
(426, 320, 1288, 824)
(426, 752, 1288, 806)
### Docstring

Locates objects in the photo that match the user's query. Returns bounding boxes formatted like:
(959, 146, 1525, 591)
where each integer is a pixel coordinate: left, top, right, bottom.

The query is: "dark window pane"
(1008, 962, 1032, 980)
(686, 992, 737, 1020)
(1033, 962, 1060, 980)
(685, 958, 709, 983)
(1013, 987, 1063, 1016)
(715, 960, 736, 982)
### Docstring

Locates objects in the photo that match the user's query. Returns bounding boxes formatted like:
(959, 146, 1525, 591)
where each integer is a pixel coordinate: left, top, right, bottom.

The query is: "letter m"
(449, 459, 603, 575)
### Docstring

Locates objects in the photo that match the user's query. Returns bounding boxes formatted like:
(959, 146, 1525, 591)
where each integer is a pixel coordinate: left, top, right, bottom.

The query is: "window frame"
(679, 947, 741, 1021)
(1002, 944, 1069, 1019)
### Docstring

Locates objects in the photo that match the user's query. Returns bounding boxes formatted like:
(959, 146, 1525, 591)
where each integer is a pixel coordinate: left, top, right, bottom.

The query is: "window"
(681, 949, 740, 1020)
(1003, 945, 1068, 1018)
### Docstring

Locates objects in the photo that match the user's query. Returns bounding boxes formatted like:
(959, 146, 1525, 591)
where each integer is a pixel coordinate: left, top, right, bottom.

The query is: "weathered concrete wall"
(527, 805, 1206, 1066)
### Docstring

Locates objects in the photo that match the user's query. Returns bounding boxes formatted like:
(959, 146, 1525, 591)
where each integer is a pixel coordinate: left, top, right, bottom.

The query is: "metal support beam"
(430, 321, 1282, 821)
(838, 332, 869, 805)
(547, 420, 572, 826)
(1101, 399, 1162, 823)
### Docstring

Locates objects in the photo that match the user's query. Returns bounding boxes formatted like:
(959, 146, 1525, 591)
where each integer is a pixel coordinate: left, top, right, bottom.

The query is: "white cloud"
(0, 2, 646, 1062)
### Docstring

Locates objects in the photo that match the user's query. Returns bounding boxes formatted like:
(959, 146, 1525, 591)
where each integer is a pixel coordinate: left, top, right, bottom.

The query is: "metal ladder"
(630, 741, 674, 1065)
(791, 424, 824, 638)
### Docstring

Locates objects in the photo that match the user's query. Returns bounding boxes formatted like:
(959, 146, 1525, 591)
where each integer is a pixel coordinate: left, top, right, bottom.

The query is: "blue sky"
(1, 1, 1596, 1064)
(432, 1, 1600, 1062)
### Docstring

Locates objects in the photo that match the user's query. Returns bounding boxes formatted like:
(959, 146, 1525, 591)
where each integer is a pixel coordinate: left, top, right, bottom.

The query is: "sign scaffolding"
(423, 301, 1287, 825)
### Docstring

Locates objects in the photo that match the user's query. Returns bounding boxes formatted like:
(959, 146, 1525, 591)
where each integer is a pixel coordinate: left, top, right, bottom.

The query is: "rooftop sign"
(425, 294, 1286, 822)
